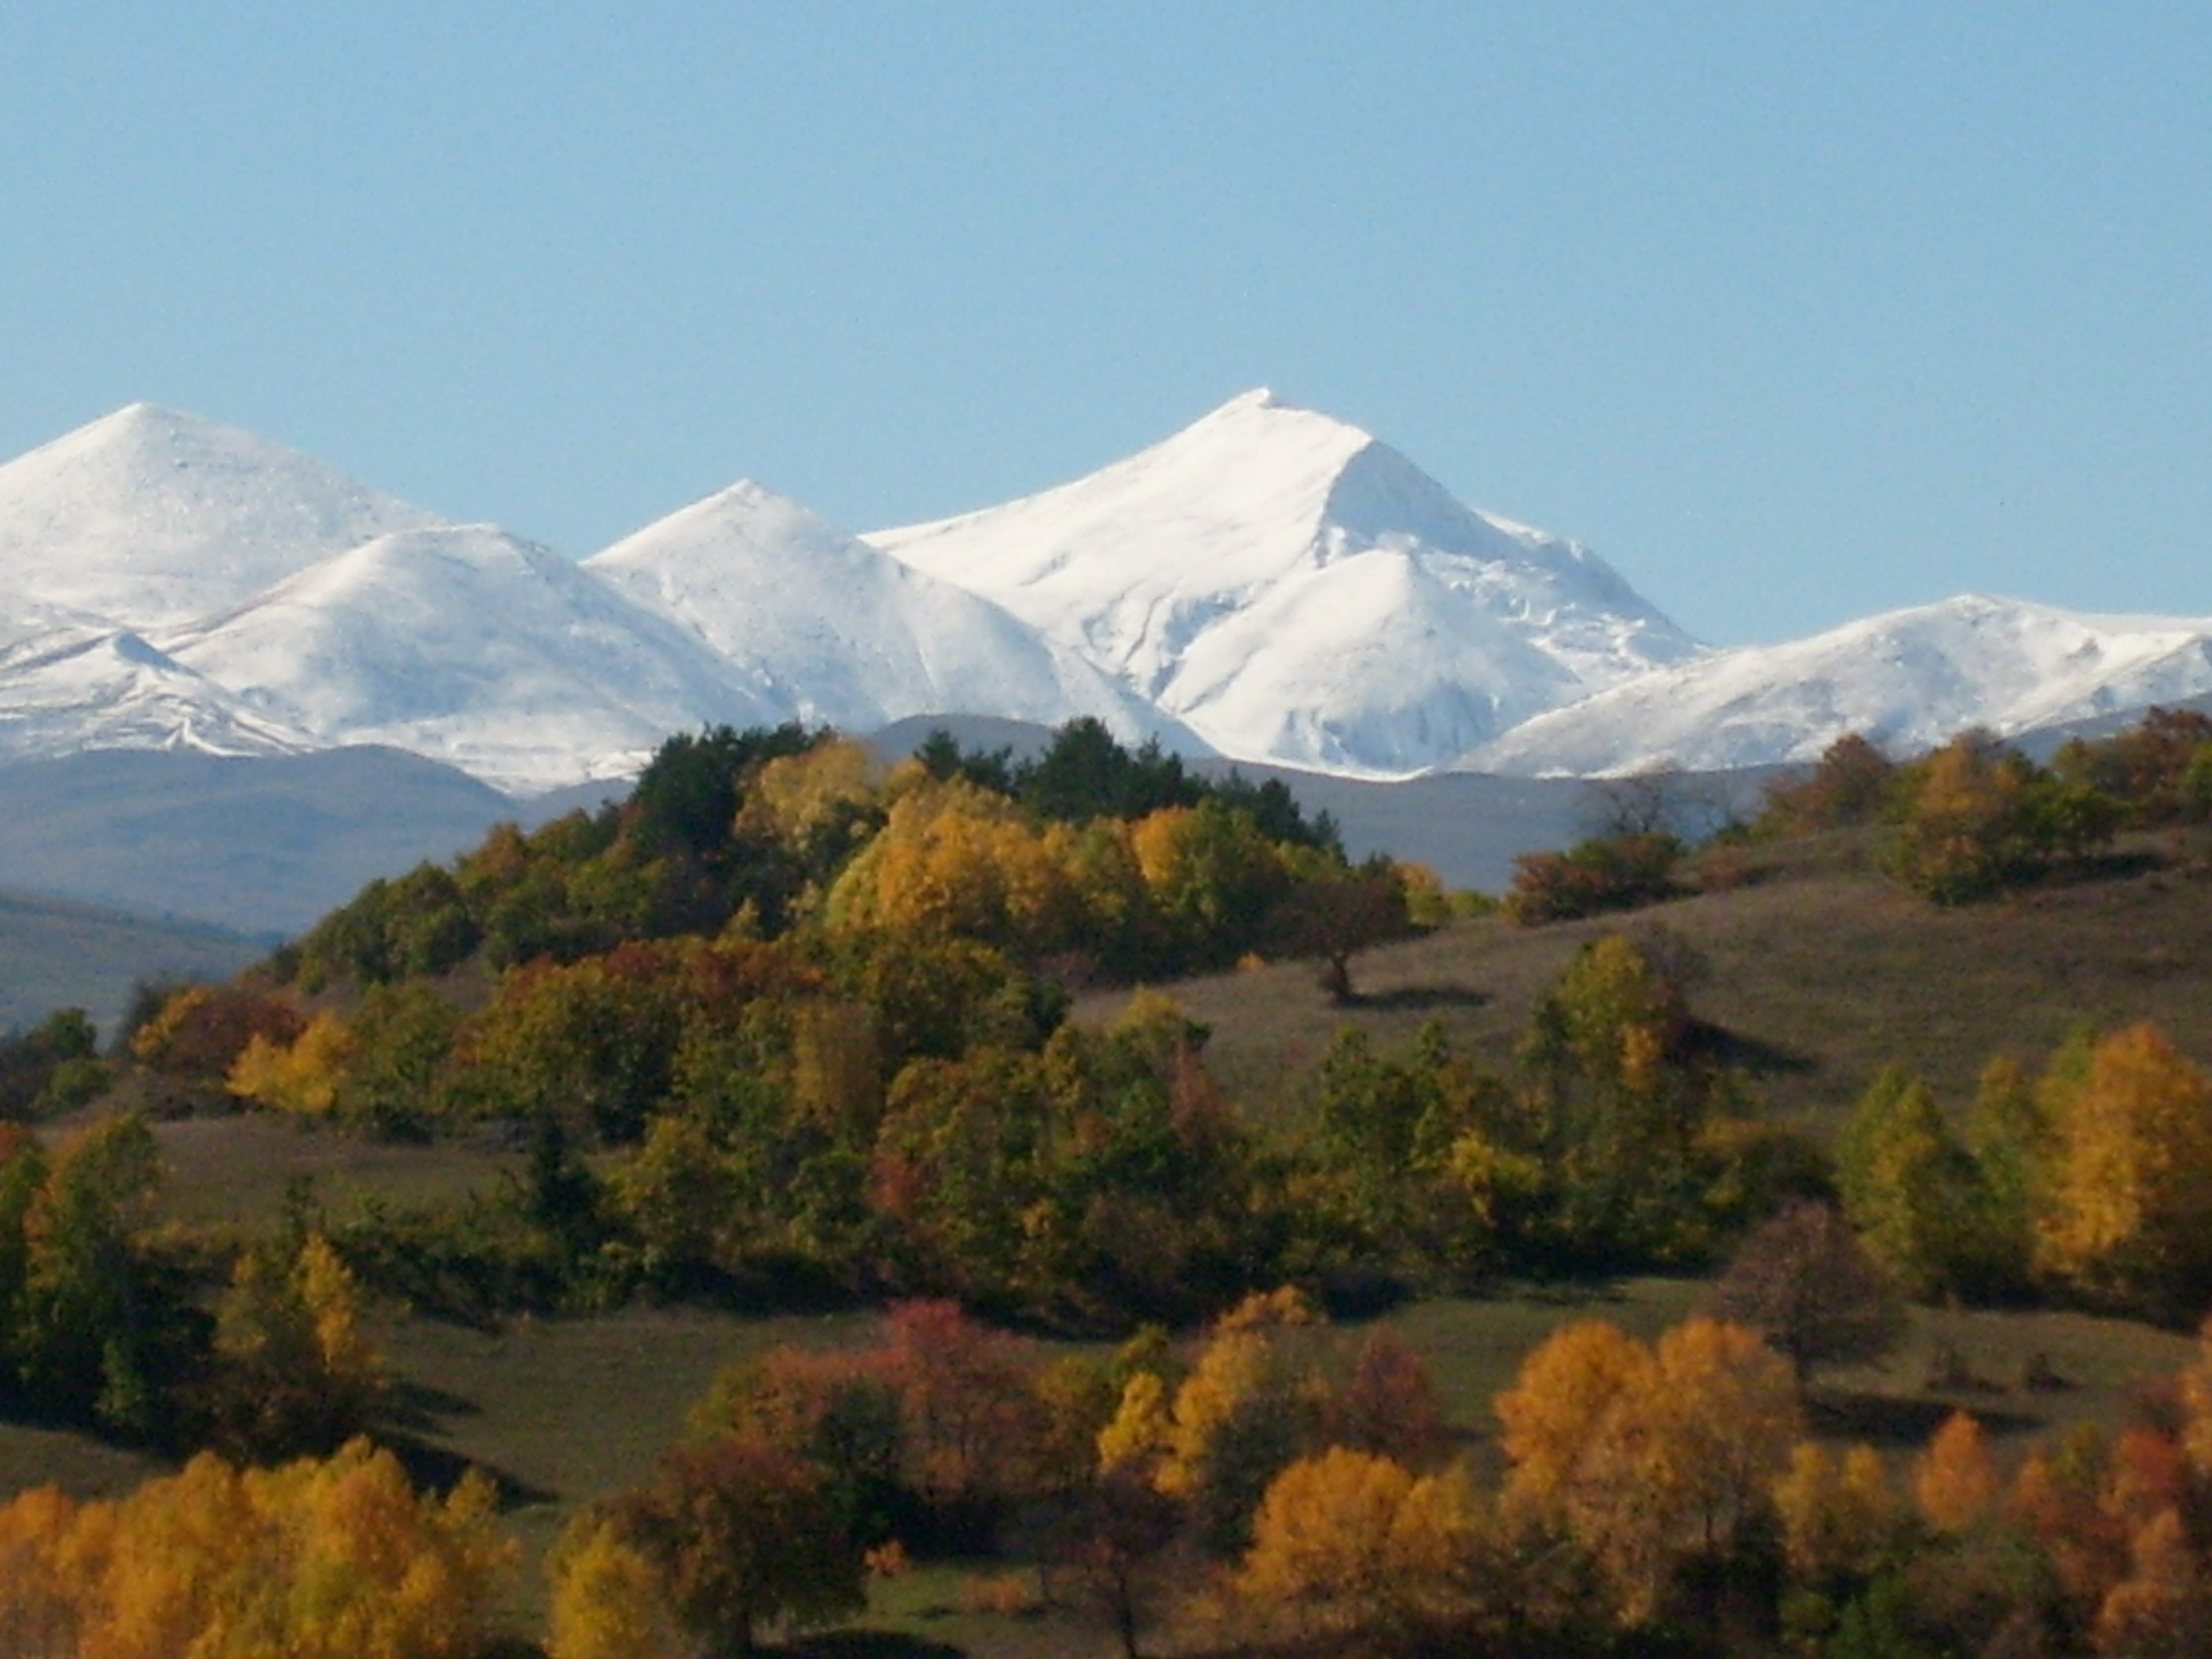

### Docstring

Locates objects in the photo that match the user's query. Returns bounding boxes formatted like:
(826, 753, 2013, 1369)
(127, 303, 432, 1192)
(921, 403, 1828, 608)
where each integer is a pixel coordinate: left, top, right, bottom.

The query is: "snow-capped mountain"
(157, 525, 787, 793)
(584, 480, 1203, 751)
(0, 403, 444, 628)
(1459, 595, 2212, 777)
(6, 397, 2210, 805)
(866, 389, 1703, 776)
(0, 617, 318, 766)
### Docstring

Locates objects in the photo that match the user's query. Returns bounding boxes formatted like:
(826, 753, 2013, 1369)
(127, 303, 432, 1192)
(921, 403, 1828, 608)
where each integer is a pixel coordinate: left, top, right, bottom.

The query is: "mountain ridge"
(2, 394, 2209, 793)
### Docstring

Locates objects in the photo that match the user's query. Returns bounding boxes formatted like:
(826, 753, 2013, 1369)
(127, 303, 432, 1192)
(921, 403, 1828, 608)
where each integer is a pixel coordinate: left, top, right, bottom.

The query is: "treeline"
(1834, 1022, 2212, 1324)
(0, 1113, 389, 1457)
(1507, 705, 2212, 922)
(555, 1298, 2212, 1658)
(141, 927, 1811, 1335)
(269, 719, 1380, 993)
(36, 1294, 2206, 1659)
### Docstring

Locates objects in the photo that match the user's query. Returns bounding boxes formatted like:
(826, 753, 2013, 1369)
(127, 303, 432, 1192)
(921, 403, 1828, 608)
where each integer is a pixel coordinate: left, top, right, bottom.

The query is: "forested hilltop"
(5, 709, 2212, 1657)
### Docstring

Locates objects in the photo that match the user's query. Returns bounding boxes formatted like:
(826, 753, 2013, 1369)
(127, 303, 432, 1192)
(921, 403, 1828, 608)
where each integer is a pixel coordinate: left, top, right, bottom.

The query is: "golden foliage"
(1915, 1411, 2000, 1533)
(547, 1514, 685, 1659)
(1233, 1447, 1480, 1640)
(1496, 1317, 1800, 1624)
(2093, 1508, 2212, 1659)
(1773, 1441, 1899, 1583)
(226, 1011, 353, 1116)
(0, 1440, 512, 1659)
(2038, 1024, 2212, 1309)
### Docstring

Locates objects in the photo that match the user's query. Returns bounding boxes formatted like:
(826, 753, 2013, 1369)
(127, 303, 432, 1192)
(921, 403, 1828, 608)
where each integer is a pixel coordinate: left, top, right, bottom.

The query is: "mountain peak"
(869, 395, 1699, 775)
(0, 405, 444, 630)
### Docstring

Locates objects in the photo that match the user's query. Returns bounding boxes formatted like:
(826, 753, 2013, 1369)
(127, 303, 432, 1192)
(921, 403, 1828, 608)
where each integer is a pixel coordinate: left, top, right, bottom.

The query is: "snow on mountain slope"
(0, 619, 317, 765)
(584, 481, 1205, 751)
(157, 525, 787, 792)
(0, 404, 445, 628)
(866, 390, 1701, 775)
(1459, 595, 2212, 777)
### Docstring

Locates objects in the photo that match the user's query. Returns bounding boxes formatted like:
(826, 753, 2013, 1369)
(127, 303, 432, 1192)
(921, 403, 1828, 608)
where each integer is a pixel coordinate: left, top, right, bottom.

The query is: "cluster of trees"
(1835, 1021, 2212, 1324)
(548, 1289, 1452, 1658)
(0, 1437, 512, 1658)
(198, 927, 1808, 1331)
(0, 1113, 385, 1457)
(548, 1300, 2212, 1657)
(0, 1009, 108, 1122)
(269, 720, 1387, 994)
(1507, 707, 2212, 925)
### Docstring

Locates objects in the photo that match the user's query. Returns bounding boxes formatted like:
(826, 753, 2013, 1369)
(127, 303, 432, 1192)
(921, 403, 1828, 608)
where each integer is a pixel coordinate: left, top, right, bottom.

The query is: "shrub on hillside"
(1503, 831, 1683, 925)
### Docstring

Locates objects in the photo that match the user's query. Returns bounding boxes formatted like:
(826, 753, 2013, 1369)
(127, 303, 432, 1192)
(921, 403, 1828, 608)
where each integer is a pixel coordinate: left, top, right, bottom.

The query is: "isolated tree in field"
(1326, 1328, 1453, 1470)
(211, 1230, 386, 1457)
(1712, 1199, 1903, 1381)
(1055, 1465, 1185, 1659)
(1833, 1067, 1983, 1296)
(1262, 866, 1414, 1002)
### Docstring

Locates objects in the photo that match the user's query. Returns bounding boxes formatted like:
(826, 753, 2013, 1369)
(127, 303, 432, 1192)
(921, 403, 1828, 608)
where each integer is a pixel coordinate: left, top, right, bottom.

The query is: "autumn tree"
(1758, 732, 1900, 837)
(226, 1010, 353, 1117)
(1325, 1328, 1454, 1471)
(2093, 1507, 2212, 1658)
(1712, 1199, 1904, 1381)
(1834, 1067, 1985, 1297)
(1232, 1447, 1482, 1645)
(1772, 1441, 1902, 1588)
(1496, 1316, 1800, 1625)
(547, 1513, 687, 1659)
(209, 1230, 386, 1458)
(1262, 864, 1415, 1002)
(13, 1113, 190, 1437)
(2037, 1024, 2212, 1315)
(0, 1438, 511, 1659)
(1914, 1411, 2000, 1533)
(613, 1435, 864, 1654)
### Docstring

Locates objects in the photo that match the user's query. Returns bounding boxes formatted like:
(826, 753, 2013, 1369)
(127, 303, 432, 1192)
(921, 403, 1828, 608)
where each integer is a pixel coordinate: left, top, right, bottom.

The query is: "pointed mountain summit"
(1460, 594, 2212, 777)
(866, 389, 1701, 775)
(159, 524, 785, 793)
(0, 403, 445, 629)
(584, 479, 1204, 749)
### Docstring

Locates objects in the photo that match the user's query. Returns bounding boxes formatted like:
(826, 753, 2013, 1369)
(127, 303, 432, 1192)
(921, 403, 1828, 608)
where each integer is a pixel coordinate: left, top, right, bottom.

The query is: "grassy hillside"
(0, 887, 265, 1037)
(1109, 842, 2212, 1131)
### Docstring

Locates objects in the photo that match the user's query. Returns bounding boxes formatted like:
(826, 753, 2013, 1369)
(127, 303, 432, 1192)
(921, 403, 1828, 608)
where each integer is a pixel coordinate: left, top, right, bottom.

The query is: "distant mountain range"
(2, 393, 2209, 799)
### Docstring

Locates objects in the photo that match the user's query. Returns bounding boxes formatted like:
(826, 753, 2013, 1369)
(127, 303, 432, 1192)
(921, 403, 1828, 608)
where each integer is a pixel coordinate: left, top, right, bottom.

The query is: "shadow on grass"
(378, 1430, 555, 1508)
(1341, 983, 1490, 1013)
(789, 1635, 968, 1658)
(383, 1378, 482, 1430)
(1806, 1390, 2042, 1445)
(1682, 1019, 1816, 1075)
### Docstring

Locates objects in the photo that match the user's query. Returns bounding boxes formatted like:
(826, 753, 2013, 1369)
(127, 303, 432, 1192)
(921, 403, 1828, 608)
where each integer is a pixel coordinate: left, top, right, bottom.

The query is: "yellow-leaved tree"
(548, 1512, 687, 1659)
(2038, 1024, 2212, 1314)
(1232, 1446, 1482, 1643)
(0, 1438, 511, 1659)
(1914, 1411, 2000, 1533)
(1771, 1441, 1899, 1586)
(1496, 1316, 1800, 1626)
(226, 1010, 353, 1116)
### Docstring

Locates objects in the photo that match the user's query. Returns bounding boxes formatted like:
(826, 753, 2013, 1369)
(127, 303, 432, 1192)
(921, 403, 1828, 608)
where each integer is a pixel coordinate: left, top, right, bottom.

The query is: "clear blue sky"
(4, 3, 2207, 644)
